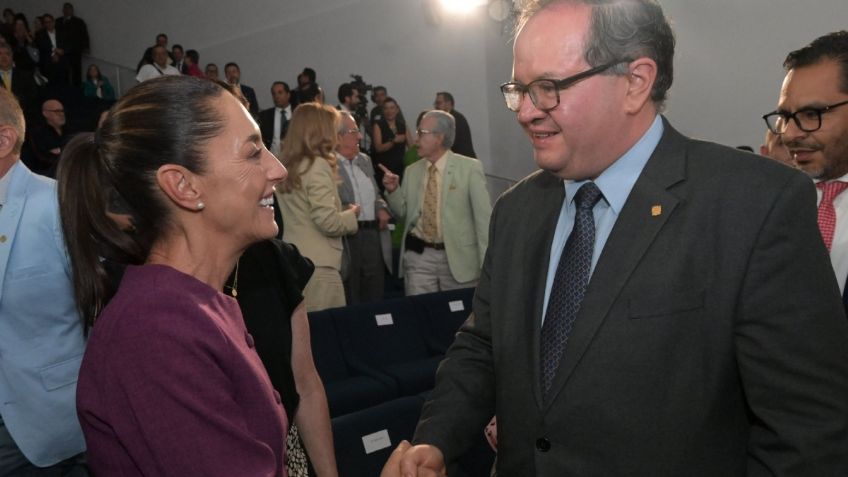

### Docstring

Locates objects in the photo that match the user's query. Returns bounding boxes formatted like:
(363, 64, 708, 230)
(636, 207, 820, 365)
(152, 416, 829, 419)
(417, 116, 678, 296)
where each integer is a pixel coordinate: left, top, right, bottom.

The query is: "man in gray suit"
(384, 1, 848, 475)
(336, 111, 392, 304)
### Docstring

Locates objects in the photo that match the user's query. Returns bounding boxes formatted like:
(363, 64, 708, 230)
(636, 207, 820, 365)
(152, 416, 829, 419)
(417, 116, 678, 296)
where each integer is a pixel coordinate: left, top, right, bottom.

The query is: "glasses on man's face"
(341, 128, 360, 135)
(44, 109, 65, 114)
(416, 129, 436, 136)
(763, 99, 848, 135)
(500, 59, 632, 113)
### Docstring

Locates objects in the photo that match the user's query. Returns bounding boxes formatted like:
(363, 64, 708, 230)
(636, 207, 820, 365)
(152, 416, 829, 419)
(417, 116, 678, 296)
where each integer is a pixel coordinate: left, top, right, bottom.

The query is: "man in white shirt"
(765, 30, 848, 308)
(34, 14, 68, 84)
(258, 81, 292, 157)
(336, 111, 392, 304)
(136, 45, 180, 83)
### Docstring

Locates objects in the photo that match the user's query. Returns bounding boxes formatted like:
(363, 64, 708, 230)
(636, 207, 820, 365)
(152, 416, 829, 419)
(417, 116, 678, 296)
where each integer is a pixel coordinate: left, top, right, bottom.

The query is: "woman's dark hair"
(86, 64, 101, 81)
(57, 75, 227, 329)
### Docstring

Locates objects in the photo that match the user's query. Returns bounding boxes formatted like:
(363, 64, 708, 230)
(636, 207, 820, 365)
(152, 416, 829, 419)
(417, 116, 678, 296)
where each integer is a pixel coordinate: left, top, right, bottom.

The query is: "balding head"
(42, 99, 66, 130)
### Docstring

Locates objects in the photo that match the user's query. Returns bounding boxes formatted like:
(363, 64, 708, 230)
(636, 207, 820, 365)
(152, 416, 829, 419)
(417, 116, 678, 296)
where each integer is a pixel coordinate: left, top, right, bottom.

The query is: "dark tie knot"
(574, 182, 603, 210)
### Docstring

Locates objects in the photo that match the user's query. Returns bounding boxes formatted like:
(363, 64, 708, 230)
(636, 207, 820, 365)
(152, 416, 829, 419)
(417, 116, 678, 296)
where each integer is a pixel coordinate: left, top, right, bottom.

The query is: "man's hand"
(381, 442, 446, 477)
(484, 416, 498, 451)
(378, 164, 400, 193)
(348, 203, 361, 217)
(377, 208, 392, 230)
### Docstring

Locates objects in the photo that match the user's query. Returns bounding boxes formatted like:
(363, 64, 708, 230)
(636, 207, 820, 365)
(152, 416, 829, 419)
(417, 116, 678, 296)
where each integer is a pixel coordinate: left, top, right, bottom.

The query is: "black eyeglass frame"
(499, 58, 633, 112)
(762, 99, 848, 134)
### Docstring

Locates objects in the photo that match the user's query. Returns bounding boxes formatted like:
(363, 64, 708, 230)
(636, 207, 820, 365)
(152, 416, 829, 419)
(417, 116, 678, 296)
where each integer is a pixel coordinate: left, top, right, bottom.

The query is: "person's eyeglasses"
(416, 129, 436, 136)
(341, 128, 360, 135)
(500, 59, 632, 112)
(762, 99, 848, 135)
(44, 109, 65, 113)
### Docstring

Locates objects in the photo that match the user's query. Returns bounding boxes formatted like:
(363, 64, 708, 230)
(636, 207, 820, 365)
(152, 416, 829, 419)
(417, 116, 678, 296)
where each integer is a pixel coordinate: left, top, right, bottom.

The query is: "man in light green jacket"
(380, 110, 492, 295)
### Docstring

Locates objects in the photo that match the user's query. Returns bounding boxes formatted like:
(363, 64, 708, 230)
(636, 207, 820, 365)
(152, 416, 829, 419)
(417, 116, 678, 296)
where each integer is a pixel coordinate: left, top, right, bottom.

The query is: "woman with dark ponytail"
(57, 75, 289, 476)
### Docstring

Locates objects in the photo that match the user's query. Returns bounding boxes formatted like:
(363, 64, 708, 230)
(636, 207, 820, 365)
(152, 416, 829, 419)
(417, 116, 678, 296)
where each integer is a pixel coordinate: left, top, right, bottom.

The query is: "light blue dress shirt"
(541, 115, 664, 321)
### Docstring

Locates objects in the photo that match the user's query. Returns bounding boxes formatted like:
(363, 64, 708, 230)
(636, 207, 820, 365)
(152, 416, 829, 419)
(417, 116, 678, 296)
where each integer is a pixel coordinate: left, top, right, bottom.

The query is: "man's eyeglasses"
(44, 109, 65, 113)
(340, 128, 360, 135)
(762, 99, 848, 134)
(500, 59, 632, 112)
(416, 129, 437, 136)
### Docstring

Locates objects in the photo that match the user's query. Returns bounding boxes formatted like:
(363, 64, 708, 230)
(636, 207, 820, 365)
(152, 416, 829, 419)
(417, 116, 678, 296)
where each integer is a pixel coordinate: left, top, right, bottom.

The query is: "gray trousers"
(344, 227, 386, 304)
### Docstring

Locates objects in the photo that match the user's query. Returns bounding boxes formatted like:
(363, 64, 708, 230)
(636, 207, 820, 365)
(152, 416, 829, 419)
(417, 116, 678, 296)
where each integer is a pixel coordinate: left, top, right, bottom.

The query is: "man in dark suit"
(385, 1, 848, 475)
(0, 44, 37, 122)
(258, 81, 292, 156)
(434, 91, 476, 158)
(34, 14, 69, 85)
(55, 2, 89, 86)
(225, 62, 258, 117)
(171, 44, 187, 74)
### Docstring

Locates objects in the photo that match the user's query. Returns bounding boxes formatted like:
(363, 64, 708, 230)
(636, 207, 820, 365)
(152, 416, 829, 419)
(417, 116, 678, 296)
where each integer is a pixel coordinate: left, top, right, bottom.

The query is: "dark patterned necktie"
(540, 181, 603, 398)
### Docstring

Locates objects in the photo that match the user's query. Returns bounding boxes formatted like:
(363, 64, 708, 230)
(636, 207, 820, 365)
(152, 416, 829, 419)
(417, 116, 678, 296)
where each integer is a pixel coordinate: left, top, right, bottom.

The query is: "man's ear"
(155, 165, 204, 211)
(623, 58, 658, 114)
(0, 125, 19, 159)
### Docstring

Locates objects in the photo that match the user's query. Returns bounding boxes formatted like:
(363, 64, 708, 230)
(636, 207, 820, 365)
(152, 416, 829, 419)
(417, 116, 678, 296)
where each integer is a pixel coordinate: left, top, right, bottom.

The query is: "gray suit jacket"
(413, 120, 848, 475)
(336, 151, 392, 272)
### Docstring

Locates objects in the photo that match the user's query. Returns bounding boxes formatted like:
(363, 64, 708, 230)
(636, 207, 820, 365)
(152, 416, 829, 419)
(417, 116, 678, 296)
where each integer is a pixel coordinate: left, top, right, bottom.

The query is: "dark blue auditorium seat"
(332, 298, 443, 395)
(308, 309, 398, 418)
(410, 287, 476, 354)
(331, 395, 424, 477)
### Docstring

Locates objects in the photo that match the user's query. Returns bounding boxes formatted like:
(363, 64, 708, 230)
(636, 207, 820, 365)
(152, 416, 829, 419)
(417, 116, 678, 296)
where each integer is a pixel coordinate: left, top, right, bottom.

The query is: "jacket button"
(536, 438, 551, 452)
(245, 332, 255, 348)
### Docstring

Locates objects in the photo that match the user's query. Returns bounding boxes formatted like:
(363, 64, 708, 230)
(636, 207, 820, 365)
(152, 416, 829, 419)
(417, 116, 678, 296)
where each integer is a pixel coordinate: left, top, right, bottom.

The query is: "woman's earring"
(197, 202, 205, 210)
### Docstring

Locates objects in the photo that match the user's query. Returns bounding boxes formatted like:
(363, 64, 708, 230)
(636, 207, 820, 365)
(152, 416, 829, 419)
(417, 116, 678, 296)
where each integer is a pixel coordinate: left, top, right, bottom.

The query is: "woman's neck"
(146, 233, 242, 293)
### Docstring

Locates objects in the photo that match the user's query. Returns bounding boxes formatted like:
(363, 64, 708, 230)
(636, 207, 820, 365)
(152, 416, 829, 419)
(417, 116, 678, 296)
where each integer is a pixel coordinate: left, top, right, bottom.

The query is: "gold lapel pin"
(0, 235, 6, 243)
(651, 205, 662, 217)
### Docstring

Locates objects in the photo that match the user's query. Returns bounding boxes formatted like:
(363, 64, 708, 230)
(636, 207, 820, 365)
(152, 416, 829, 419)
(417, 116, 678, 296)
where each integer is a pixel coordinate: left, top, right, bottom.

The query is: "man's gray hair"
(515, 0, 675, 109)
(423, 110, 455, 149)
(338, 110, 356, 134)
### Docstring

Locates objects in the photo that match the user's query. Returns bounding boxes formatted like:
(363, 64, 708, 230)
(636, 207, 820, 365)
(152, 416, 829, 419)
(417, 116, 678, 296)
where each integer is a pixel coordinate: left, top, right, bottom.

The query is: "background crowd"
(2, 0, 848, 476)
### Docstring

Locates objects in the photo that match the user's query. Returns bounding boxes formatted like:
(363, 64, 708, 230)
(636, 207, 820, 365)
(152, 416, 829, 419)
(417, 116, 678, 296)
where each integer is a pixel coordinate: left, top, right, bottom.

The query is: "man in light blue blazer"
(0, 89, 87, 474)
(381, 110, 492, 295)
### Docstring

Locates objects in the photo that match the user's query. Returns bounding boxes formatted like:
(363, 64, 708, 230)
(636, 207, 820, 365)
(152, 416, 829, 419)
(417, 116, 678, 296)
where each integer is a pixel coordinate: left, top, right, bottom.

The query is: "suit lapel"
(336, 156, 354, 205)
(440, 153, 457, 220)
(544, 121, 688, 408)
(0, 163, 30, 299)
(406, 160, 425, 228)
(522, 172, 566, 410)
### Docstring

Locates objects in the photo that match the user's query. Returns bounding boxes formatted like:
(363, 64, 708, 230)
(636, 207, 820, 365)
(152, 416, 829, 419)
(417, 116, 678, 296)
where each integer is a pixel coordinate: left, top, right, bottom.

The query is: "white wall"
(13, 0, 847, 186)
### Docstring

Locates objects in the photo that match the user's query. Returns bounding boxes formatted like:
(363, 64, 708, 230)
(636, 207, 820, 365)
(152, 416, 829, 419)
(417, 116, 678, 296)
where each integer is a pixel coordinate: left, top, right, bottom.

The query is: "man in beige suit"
(381, 110, 492, 295)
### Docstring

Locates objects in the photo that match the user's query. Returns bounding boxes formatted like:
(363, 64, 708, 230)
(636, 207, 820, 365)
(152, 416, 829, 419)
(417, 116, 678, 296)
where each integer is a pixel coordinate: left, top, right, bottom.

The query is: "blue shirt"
(541, 115, 664, 321)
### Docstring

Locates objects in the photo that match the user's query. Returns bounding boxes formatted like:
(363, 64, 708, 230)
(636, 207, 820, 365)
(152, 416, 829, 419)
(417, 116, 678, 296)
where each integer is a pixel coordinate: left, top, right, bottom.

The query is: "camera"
(349, 74, 372, 123)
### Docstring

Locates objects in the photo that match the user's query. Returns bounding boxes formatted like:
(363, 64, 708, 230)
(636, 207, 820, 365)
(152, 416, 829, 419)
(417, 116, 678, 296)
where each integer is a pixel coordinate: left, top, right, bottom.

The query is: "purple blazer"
(77, 264, 288, 476)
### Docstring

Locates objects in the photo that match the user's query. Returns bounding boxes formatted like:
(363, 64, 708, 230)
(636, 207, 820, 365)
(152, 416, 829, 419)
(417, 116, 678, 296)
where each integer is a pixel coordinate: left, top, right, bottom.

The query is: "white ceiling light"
(439, 0, 488, 14)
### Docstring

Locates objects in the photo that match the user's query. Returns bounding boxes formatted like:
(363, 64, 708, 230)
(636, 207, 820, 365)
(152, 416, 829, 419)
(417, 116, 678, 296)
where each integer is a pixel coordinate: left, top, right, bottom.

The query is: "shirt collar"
(0, 161, 19, 207)
(564, 115, 664, 214)
(427, 151, 449, 173)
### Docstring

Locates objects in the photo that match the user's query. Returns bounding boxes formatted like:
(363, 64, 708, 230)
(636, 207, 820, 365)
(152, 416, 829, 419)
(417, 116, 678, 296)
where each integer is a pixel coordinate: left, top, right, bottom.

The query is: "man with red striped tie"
(764, 31, 848, 310)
